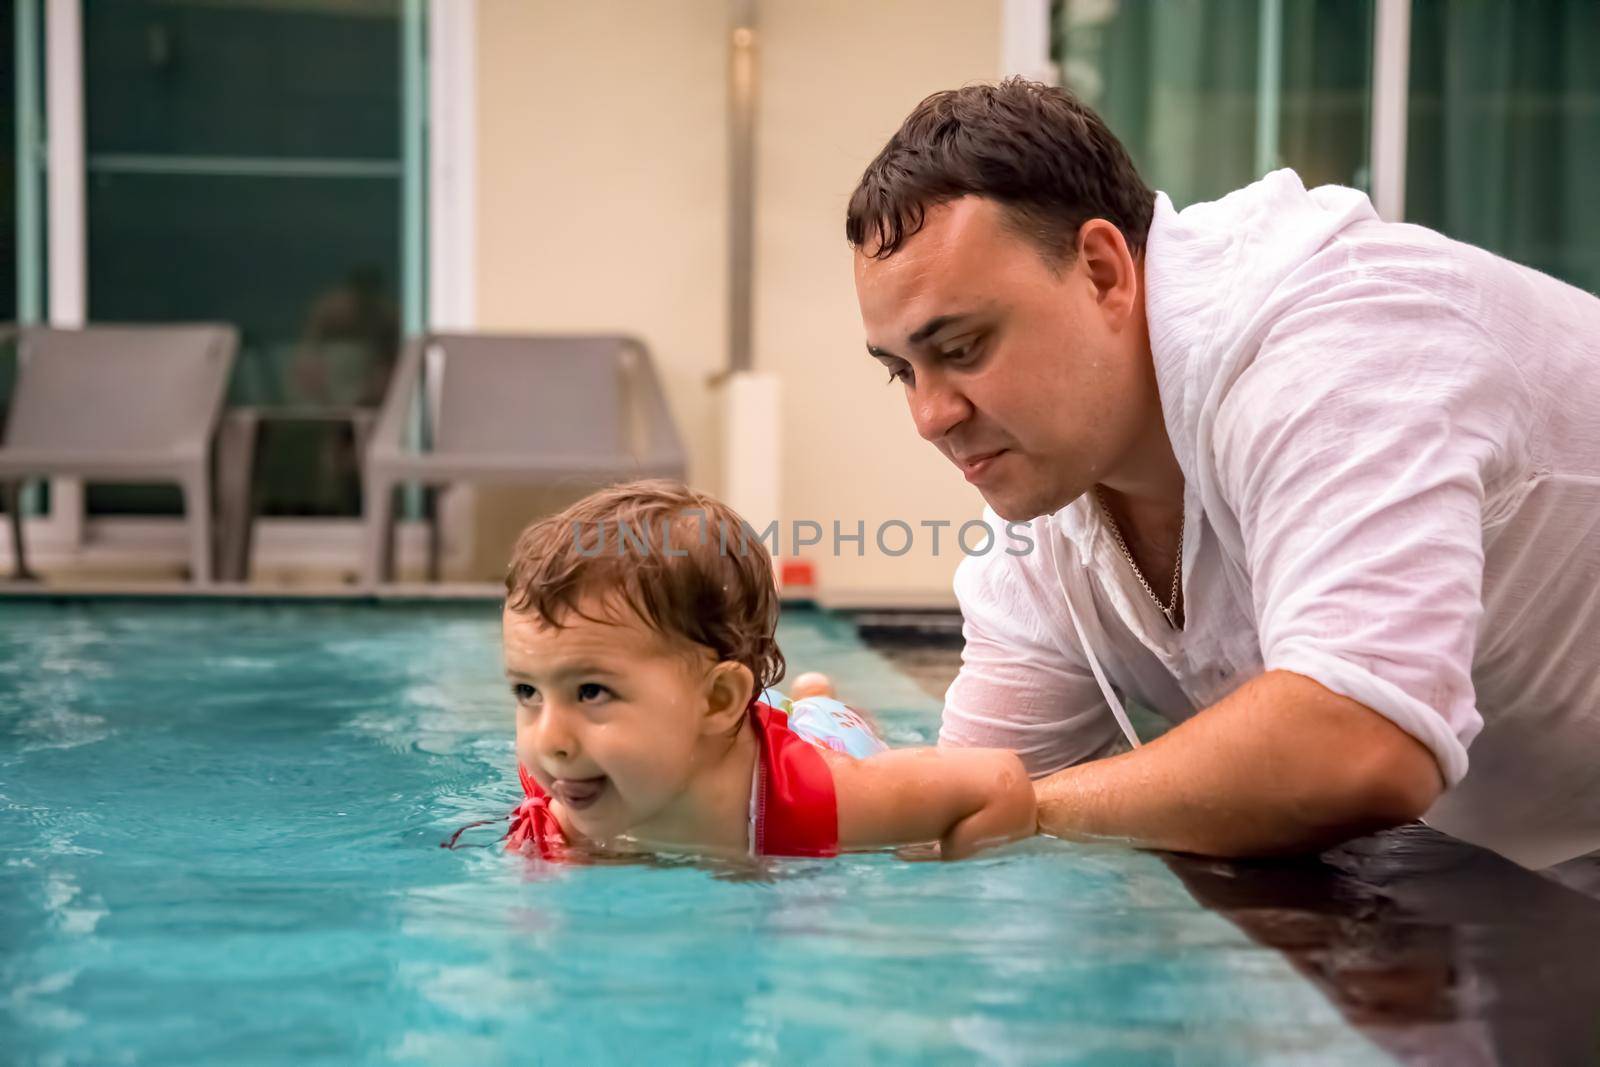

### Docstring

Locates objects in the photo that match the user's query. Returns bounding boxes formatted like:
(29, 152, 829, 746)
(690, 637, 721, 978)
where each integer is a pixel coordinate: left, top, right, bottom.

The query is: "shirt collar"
(1045, 494, 1103, 561)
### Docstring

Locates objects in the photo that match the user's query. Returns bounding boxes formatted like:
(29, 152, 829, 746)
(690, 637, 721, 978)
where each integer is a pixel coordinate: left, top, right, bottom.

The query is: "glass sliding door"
(80, 0, 421, 517)
(1406, 0, 1599, 292)
(1052, 0, 1374, 209)
(6, 0, 48, 516)
(3, 0, 16, 328)
(3, 0, 17, 469)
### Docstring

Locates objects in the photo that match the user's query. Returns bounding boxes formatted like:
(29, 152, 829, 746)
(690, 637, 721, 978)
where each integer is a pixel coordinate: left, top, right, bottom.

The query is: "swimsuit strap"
(750, 703, 840, 857)
(504, 763, 569, 859)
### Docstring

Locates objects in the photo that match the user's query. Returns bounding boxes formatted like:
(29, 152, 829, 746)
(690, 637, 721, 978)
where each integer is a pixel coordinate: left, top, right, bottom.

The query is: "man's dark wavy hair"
(846, 78, 1155, 266)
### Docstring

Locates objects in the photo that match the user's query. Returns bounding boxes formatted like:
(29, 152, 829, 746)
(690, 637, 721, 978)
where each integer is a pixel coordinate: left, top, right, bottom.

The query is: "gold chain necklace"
(1093, 486, 1183, 629)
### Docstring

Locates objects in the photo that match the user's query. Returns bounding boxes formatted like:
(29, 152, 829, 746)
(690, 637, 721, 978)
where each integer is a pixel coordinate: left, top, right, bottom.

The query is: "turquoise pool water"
(0, 603, 1384, 1065)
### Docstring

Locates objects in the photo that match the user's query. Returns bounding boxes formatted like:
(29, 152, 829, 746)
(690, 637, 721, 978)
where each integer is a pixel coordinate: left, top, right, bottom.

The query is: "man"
(848, 79, 1600, 870)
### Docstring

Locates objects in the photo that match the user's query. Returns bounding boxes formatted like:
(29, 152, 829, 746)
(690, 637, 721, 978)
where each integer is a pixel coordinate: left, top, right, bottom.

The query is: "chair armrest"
(368, 335, 426, 463)
(626, 338, 688, 477)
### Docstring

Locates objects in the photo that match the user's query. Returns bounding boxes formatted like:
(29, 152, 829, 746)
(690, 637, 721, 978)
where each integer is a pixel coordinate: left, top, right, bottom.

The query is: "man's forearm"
(1034, 670, 1444, 857)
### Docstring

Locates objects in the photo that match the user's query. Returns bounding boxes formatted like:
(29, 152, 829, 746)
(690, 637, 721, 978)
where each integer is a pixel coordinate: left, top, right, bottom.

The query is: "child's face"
(503, 598, 723, 844)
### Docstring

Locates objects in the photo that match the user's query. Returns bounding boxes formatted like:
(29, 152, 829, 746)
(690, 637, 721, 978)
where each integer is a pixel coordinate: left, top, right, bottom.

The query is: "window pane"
(84, 0, 399, 160)
(1277, 1, 1374, 192)
(1054, 0, 1373, 209)
(88, 172, 401, 409)
(1406, 0, 1600, 292)
(82, 0, 406, 518)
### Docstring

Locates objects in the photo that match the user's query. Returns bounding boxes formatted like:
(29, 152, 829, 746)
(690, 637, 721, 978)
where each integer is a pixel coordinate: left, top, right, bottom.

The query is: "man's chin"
(979, 485, 1075, 524)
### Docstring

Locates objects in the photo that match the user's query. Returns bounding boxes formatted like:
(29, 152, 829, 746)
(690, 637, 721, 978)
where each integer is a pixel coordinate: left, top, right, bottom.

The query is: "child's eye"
(511, 682, 538, 703)
(576, 682, 612, 703)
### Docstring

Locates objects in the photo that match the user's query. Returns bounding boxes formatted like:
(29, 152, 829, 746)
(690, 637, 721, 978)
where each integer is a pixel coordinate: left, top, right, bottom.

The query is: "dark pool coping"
(851, 611, 1600, 1067)
(1166, 829, 1600, 1066)
(0, 580, 502, 605)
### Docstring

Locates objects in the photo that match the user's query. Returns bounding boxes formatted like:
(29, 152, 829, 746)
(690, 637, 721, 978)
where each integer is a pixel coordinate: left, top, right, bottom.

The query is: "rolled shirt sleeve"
(1211, 277, 1521, 787)
(941, 519, 1127, 778)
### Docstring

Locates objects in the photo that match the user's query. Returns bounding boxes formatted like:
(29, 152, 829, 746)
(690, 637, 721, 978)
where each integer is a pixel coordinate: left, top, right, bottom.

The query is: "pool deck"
(0, 579, 508, 604)
(0, 579, 845, 610)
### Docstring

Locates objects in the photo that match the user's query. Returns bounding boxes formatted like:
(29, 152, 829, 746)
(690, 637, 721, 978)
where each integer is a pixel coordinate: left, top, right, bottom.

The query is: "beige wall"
(477, 0, 729, 485)
(755, 0, 1001, 604)
(471, 0, 729, 575)
(474, 0, 1002, 603)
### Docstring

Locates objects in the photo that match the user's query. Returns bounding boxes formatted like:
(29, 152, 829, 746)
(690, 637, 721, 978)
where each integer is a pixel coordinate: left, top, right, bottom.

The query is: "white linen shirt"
(941, 170, 1600, 869)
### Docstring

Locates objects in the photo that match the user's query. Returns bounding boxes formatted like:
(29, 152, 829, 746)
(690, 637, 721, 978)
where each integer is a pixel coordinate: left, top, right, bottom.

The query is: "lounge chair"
(362, 333, 687, 585)
(0, 324, 238, 583)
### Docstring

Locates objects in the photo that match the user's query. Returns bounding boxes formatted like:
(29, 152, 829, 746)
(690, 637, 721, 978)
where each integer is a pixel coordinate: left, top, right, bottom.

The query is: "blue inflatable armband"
(759, 688, 889, 760)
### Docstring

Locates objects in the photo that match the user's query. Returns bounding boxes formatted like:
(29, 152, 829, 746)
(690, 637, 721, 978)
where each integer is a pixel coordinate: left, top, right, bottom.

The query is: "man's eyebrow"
(867, 313, 977, 360)
(908, 313, 970, 345)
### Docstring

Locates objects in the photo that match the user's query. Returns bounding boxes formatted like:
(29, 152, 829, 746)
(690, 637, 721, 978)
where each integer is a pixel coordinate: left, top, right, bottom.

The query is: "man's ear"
(703, 661, 756, 736)
(1075, 218, 1138, 328)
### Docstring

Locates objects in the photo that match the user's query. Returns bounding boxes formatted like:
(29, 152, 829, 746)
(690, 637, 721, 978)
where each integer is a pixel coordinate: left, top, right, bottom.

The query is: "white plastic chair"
(0, 324, 238, 583)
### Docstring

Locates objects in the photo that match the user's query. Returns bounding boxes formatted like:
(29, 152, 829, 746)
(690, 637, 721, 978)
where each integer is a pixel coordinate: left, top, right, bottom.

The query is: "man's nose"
(911, 376, 972, 443)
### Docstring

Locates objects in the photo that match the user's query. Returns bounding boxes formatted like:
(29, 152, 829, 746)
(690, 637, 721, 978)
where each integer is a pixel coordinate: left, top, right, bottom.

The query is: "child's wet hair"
(505, 480, 786, 691)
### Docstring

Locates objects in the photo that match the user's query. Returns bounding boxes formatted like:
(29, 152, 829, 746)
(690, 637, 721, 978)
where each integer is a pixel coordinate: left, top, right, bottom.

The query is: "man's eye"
(577, 683, 612, 703)
(943, 338, 982, 363)
(511, 682, 538, 703)
(885, 365, 912, 386)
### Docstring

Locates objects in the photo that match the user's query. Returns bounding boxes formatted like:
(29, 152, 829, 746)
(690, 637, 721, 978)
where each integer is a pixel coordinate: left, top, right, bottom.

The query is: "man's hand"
(1034, 670, 1444, 857)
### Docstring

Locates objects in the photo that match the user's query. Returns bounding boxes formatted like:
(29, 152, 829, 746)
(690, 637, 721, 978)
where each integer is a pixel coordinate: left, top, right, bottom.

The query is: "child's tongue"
(552, 776, 606, 809)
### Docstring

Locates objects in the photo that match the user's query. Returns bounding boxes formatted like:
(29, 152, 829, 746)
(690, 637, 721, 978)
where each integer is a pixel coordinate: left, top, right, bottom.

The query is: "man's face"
(853, 197, 1151, 521)
(503, 599, 714, 845)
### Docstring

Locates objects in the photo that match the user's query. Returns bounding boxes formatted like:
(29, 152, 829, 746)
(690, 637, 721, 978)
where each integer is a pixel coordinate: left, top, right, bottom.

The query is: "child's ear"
(703, 660, 756, 736)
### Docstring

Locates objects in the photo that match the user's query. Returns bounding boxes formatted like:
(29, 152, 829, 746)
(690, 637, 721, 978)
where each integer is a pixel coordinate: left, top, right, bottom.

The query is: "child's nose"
(535, 704, 579, 763)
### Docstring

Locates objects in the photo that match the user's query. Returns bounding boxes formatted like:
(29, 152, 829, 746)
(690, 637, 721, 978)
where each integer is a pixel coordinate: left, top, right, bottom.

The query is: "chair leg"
(5, 481, 39, 581)
(425, 486, 441, 583)
(184, 473, 213, 586)
(213, 410, 260, 583)
(363, 476, 395, 586)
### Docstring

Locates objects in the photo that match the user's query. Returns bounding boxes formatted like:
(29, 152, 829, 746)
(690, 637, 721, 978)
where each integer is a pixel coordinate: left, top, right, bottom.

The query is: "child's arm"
(826, 746, 1036, 860)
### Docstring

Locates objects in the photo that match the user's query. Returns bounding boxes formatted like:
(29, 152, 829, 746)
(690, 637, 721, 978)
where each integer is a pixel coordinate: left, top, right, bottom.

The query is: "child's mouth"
(551, 776, 607, 810)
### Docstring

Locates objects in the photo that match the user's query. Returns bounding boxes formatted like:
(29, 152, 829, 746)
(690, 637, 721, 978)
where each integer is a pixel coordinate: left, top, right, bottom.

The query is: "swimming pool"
(0, 601, 1386, 1065)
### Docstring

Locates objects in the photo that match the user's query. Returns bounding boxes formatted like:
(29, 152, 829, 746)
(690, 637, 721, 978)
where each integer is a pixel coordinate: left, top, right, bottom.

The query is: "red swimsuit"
(506, 702, 840, 859)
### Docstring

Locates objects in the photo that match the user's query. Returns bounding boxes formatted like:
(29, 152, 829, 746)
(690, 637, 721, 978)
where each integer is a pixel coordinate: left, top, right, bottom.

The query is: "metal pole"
(15, 0, 42, 325)
(1000, 0, 1055, 83)
(12, 0, 40, 525)
(1370, 0, 1411, 221)
(46, 0, 84, 329)
(401, 0, 426, 527)
(727, 0, 757, 375)
(43, 0, 85, 543)
(402, 0, 426, 338)
(1254, 0, 1282, 177)
(427, 0, 475, 333)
